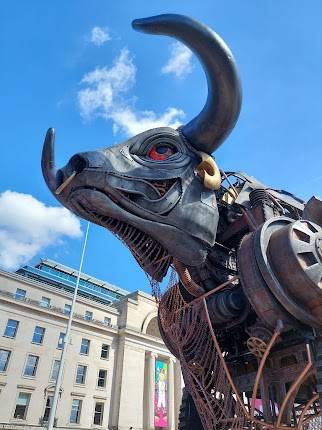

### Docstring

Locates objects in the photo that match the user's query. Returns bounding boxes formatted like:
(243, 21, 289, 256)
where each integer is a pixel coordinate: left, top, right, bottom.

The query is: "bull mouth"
(70, 186, 172, 282)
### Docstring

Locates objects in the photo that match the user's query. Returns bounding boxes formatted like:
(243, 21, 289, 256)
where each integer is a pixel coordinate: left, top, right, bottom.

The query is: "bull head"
(42, 14, 241, 282)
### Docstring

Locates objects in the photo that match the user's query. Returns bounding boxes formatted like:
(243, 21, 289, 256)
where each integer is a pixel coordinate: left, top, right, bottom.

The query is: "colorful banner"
(154, 360, 168, 428)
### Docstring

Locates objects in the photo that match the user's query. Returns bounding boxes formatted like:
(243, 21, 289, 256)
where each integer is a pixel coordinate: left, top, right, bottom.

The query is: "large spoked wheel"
(178, 388, 204, 430)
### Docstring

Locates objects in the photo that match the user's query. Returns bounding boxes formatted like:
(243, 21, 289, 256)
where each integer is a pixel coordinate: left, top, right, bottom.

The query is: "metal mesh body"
(306, 416, 322, 430)
(159, 281, 247, 429)
(158, 276, 322, 430)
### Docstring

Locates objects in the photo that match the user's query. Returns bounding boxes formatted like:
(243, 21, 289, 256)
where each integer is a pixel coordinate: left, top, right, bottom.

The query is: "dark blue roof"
(16, 259, 129, 306)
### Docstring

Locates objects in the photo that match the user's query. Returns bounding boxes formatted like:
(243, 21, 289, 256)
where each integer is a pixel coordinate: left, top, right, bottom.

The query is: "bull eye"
(148, 143, 176, 161)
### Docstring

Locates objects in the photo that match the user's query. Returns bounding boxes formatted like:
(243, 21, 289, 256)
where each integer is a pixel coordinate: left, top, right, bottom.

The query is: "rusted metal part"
(247, 337, 268, 358)
(173, 259, 205, 297)
(268, 219, 322, 324)
(217, 213, 249, 243)
(303, 196, 322, 227)
(246, 322, 274, 358)
(158, 256, 322, 429)
(297, 394, 319, 429)
(249, 189, 281, 225)
(250, 322, 283, 419)
(203, 297, 250, 418)
(238, 232, 296, 329)
(158, 281, 248, 429)
(87, 209, 172, 282)
(238, 216, 322, 329)
(254, 217, 322, 328)
(276, 344, 313, 428)
(159, 281, 322, 429)
(174, 276, 239, 314)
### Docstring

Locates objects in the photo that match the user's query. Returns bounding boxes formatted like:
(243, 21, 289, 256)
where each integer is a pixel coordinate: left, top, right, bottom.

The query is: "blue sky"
(0, 0, 321, 293)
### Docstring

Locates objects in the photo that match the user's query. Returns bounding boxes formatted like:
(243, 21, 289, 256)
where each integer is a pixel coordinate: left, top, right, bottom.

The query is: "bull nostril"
(56, 169, 64, 185)
(54, 155, 88, 196)
(55, 170, 77, 195)
(69, 154, 88, 174)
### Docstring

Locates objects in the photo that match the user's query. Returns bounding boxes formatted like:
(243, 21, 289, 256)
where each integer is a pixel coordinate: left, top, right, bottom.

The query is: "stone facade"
(0, 265, 182, 430)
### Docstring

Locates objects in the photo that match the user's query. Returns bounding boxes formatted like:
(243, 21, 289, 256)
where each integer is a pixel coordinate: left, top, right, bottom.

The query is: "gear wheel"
(246, 336, 267, 358)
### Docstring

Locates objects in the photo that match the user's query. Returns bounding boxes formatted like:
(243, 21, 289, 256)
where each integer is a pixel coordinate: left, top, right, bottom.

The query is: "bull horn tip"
(131, 18, 140, 29)
(46, 127, 55, 137)
(132, 18, 148, 31)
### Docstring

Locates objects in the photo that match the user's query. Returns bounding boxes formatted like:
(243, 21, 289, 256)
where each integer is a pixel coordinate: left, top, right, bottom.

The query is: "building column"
(147, 352, 157, 430)
(174, 360, 183, 427)
(168, 357, 176, 430)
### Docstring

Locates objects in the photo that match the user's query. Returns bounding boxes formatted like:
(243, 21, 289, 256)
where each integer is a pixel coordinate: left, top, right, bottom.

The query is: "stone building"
(0, 259, 182, 430)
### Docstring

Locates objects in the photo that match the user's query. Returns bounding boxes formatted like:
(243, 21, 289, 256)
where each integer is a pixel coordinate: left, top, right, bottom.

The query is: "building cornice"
(0, 289, 118, 334)
(0, 269, 119, 315)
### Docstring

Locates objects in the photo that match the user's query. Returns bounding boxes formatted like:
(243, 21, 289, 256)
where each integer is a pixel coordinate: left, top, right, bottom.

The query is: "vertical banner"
(154, 360, 168, 428)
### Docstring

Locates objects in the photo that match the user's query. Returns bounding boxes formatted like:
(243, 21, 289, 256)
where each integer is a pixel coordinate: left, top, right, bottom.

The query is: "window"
(13, 392, 31, 419)
(0, 349, 11, 372)
(15, 288, 26, 300)
(84, 311, 93, 321)
(80, 338, 90, 355)
(70, 399, 82, 424)
(32, 326, 45, 344)
(3, 319, 19, 338)
(43, 396, 53, 421)
(97, 369, 107, 388)
(103, 317, 111, 326)
(100, 344, 109, 360)
(51, 360, 60, 381)
(64, 304, 72, 315)
(57, 332, 65, 349)
(23, 354, 39, 377)
(75, 365, 87, 384)
(93, 402, 104, 425)
(40, 296, 51, 308)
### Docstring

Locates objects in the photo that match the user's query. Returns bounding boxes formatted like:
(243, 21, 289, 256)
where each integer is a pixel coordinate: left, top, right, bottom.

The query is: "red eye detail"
(148, 144, 176, 160)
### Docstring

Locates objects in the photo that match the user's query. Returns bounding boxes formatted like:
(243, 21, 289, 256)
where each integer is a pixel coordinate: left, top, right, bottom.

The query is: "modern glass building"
(16, 259, 129, 306)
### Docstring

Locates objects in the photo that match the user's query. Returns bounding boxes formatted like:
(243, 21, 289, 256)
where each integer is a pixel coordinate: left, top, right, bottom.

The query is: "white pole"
(47, 221, 90, 430)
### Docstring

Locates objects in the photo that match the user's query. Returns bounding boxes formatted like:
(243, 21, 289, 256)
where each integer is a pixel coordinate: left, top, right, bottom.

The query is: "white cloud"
(78, 49, 136, 119)
(161, 42, 193, 79)
(78, 48, 185, 136)
(89, 26, 111, 46)
(0, 190, 82, 271)
(110, 107, 184, 136)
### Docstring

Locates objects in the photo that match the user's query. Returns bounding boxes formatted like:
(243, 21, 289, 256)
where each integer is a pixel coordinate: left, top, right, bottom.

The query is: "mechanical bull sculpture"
(42, 14, 322, 430)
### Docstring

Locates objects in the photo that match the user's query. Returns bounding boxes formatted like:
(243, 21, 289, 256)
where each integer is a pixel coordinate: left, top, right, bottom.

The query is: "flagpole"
(47, 221, 90, 430)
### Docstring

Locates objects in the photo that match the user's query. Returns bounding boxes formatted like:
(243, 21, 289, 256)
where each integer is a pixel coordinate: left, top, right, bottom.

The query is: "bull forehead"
(65, 127, 198, 180)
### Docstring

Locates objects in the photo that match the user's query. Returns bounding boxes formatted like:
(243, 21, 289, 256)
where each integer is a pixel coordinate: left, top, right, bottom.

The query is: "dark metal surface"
(254, 217, 322, 328)
(41, 13, 322, 429)
(42, 126, 219, 278)
(268, 219, 322, 325)
(303, 196, 322, 227)
(238, 231, 296, 330)
(132, 14, 242, 154)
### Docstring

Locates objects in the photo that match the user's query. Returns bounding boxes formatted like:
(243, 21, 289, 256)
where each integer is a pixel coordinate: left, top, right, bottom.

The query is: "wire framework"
(157, 273, 322, 430)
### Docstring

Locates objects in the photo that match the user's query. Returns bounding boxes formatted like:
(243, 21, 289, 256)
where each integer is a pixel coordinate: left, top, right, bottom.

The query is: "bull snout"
(42, 128, 110, 197)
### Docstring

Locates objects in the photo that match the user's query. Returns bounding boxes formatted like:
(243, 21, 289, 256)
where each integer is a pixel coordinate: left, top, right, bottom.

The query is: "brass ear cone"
(196, 152, 221, 190)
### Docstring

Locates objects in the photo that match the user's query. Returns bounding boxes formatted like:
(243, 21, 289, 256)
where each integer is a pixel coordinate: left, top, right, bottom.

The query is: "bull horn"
(196, 152, 221, 190)
(41, 128, 58, 195)
(132, 14, 242, 154)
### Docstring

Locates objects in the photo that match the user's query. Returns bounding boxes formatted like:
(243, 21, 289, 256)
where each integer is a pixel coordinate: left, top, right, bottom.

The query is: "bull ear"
(132, 14, 242, 154)
(196, 152, 221, 190)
